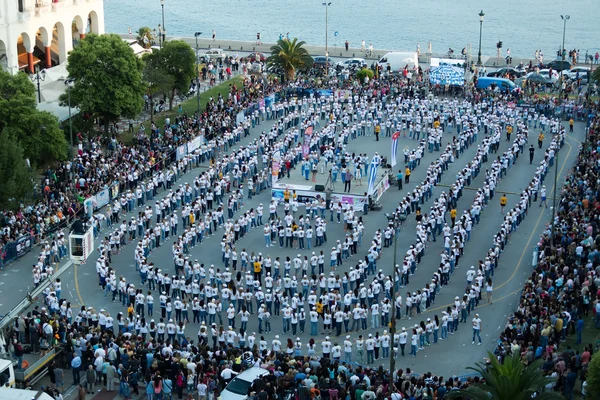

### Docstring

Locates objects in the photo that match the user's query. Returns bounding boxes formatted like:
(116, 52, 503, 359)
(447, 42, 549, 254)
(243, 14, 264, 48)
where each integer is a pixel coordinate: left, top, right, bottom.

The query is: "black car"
(545, 60, 571, 71)
(487, 68, 526, 79)
(312, 56, 334, 67)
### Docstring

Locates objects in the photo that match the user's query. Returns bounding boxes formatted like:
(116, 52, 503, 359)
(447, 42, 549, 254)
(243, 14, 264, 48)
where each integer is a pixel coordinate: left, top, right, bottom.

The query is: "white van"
(0, 359, 15, 388)
(0, 388, 55, 400)
(377, 52, 419, 72)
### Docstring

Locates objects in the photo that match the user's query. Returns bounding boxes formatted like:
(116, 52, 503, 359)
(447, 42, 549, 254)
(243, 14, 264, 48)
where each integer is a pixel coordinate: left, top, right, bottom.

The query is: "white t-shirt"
(472, 317, 481, 330)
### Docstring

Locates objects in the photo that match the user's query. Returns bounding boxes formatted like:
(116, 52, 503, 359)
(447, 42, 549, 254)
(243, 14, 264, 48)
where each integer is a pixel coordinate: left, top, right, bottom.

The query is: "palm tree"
(446, 352, 564, 400)
(266, 38, 314, 81)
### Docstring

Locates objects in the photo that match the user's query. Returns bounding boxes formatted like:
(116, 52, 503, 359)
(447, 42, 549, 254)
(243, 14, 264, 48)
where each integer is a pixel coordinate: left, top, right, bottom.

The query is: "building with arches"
(0, 0, 104, 74)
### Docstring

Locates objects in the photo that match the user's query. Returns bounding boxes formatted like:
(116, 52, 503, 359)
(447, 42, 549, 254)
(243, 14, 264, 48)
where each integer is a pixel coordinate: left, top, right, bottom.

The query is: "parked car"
(534, 69, 560, 83)
(562, 66, 591, 82)
(201, 49, 228, 62)
(487, 68, 526, 79)
(544, 60, 571, 71)
(476, 77, 517, 93)
(336, 57, 367, 68)
(312, 56, 334, 67)
(247, 52, 266, 63)
(221, 368, 270, 400)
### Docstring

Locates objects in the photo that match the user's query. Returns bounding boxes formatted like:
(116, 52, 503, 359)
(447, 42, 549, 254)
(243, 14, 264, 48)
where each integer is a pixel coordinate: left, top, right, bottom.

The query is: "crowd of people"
(3, 62, 599, 400)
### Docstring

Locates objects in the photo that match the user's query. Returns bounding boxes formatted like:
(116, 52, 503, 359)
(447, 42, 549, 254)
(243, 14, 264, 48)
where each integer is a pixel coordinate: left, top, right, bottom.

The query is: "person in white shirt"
(472, 313, 482, 344)
(343, 335, 353, 363)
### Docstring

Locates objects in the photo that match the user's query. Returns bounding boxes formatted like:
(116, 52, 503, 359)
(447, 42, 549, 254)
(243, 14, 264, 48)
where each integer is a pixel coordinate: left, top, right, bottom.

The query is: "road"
(1, 112, 585, 379)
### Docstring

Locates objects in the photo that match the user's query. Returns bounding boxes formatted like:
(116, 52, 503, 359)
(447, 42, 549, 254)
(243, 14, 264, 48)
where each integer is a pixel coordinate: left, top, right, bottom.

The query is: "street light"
(389, 215, 401, 393)
(64, 77, 75, 156)
(322, 2, 331, 74)
(559, 15, 570, 99)
(160, 0, 166, 45)
(194, 31, 202, 118)
(477, 10, 485, 66)
(31, 65, 46, 103)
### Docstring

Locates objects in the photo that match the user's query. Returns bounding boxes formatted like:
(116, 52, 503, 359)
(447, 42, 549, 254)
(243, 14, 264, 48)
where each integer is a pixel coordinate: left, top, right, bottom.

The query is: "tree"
(137, 27, 154, 49)
(356, 68, 374, 83)
(267, 38, 314, 81)
(586, 351, 600, 398)
(144, 40, 195, 110)
(142, 53, 175, 122)
(0, 134, 34, 210)
(592, 67, 600, 85)
(61, 34, 145, 136)
(0, 70, 68, 165)
(446, 352, 564, 400)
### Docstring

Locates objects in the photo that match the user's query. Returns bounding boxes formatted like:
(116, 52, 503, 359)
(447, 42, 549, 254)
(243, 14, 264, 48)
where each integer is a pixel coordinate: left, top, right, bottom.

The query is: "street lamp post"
(389, 216, 400, 393)
(194, 31, 202, 118)
(31, 65, 46, 103)
(64, 78, 75, 155)
(477, 10, 485, 66)
(322, 2, 331, 74)
(161, 0, 166, 45)
(560, 15, 570, 99)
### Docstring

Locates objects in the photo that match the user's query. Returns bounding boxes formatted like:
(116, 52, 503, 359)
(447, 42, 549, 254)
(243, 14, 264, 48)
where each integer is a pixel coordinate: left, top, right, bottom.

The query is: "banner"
(391, 131, 400, 167)
(367, 156, 379, 195)
(330, 193, 368, 212)
(271, 188, 323, 204)
(15, 235, 33, 258)
(236, 111, 245, 125)
(176, 144, 187, 161)
(109, 183, 120, 200)
(187, 136, 203, 153)
(265, 94, 276, 107)
(305, 126, 314, 137)
(373, 171, 390, 202)
(95, 187, 110, 210)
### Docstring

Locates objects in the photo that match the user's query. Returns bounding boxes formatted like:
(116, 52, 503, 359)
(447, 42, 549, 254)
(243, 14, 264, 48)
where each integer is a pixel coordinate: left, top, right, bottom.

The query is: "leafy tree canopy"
(61, 33, 145, 135)
(0, 134, 34, 210)
(0, 69, 67, 165)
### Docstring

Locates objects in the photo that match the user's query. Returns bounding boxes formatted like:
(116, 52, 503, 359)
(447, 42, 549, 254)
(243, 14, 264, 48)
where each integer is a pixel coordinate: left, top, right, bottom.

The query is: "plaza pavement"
(0, 112, 586, 379)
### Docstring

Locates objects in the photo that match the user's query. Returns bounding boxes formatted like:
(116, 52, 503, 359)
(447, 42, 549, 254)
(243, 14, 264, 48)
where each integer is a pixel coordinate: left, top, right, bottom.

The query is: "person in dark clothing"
(529, 145, 535, 164)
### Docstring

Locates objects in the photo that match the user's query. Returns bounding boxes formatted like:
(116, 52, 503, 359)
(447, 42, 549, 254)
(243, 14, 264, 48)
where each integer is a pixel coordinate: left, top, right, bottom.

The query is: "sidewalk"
(118, 33, 536, 68)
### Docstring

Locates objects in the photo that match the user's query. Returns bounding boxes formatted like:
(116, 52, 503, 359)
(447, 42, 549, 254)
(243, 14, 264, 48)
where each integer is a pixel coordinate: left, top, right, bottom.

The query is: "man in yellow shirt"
(569, 117, 574, 133)
(405, 167, 411, 184)
(374, 124, 381, 141)
(450, 208, 457, 227)
(538, 132, 544, 149)
(500, 194, 507, 214)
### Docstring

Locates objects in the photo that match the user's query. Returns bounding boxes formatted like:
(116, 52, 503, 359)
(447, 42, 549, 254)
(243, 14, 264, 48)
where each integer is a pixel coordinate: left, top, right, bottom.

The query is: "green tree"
(0, 70, 68, 165)
(592, 67, 600, 85)
(356, 68, 374, 83)
(0, 134, 34, 210)
(137, 26, 154, 49)
(446, 352, 564, 400)
(142, 52, 175, 122)
(144, 40, 195, 110)
(61, 33, 145, 136)
(586, 351, 600, 398)
(267, 38, 314, 81)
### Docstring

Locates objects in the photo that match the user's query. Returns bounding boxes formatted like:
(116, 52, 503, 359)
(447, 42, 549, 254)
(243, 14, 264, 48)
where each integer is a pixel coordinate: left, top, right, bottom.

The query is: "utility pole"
(389, 216, 400, 393)
(194, 31, 202, 119)
(64, 78, 75, 156)
(477, 10, 485, 66)
(322, 2, 331, 76)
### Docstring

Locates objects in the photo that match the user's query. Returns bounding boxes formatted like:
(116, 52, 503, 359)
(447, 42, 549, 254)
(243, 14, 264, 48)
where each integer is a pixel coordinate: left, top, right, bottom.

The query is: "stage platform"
(271, 167, 390, 211)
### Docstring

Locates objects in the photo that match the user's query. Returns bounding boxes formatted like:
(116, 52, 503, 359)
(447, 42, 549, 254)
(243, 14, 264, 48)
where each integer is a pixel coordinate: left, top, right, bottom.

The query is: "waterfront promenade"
(120, 34, 538, 68)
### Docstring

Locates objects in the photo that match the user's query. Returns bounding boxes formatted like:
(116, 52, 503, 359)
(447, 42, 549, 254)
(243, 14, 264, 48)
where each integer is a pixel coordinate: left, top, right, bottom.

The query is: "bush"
(356, 68, 374, 83)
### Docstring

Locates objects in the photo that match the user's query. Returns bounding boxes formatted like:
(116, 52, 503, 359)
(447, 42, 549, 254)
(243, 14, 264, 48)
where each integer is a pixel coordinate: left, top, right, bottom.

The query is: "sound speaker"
(315, 184, 325, 192)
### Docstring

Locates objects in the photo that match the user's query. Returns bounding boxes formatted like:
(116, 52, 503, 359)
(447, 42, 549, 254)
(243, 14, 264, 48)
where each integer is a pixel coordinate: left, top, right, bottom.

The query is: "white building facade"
(0, 0, 105, 74)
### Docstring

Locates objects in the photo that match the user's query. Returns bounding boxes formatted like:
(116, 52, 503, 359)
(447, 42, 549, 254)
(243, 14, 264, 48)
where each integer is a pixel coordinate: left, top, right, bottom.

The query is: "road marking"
(74, 263, 85, 306)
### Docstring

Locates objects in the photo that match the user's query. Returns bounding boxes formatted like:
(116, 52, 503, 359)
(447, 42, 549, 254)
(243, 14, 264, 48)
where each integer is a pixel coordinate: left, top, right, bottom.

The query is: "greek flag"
(367, 156, 379, 195)
(391, 131, 400, 167)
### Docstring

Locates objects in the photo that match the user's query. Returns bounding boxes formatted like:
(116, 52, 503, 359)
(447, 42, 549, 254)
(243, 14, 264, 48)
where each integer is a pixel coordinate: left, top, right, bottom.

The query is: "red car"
(247, 52, 266, 63)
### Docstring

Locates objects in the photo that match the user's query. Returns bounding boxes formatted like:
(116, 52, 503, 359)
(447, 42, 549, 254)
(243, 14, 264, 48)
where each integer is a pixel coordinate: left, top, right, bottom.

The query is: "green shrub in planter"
(356, 68, 374, 83)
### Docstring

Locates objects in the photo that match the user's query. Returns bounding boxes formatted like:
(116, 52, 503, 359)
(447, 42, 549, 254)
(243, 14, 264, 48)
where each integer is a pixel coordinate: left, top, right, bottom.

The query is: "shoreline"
(117, 33, 545, 68)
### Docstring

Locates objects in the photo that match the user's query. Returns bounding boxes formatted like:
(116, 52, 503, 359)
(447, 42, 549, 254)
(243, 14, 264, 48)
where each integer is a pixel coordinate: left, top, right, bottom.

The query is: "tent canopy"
(429, 65, 465, 86)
